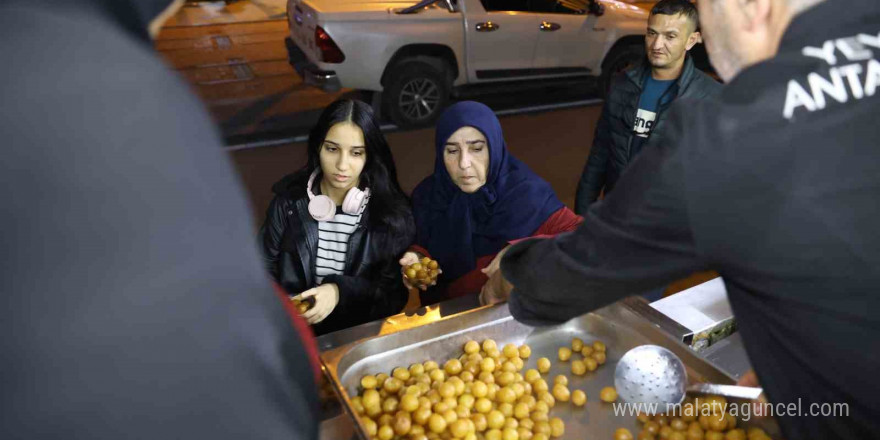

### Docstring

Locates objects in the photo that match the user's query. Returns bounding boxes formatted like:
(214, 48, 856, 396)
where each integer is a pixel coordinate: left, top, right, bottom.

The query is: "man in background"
(575, 0, 721, 214)
(1, 0, 319, 438)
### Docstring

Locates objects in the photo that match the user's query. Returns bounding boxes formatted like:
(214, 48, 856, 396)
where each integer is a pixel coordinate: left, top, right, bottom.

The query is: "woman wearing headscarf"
(400, 101, 583, 305)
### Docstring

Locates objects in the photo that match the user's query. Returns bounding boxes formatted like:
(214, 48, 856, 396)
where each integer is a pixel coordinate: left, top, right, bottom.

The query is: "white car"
(286, 0, 653, 127)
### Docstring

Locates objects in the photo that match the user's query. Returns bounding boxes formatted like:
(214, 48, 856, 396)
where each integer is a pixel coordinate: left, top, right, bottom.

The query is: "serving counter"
(314, 279, 765, 439)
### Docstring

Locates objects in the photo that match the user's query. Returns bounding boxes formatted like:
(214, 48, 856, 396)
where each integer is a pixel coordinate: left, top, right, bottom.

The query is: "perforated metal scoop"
(614, 345, 763, 409)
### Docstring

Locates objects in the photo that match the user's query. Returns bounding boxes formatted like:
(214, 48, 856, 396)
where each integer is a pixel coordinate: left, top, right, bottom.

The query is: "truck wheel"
(600, 44, 645, 97)
(385, 59, 450, 128)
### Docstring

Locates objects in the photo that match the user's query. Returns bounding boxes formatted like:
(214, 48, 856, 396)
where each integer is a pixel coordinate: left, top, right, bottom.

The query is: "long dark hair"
(296, 99, 414, 253)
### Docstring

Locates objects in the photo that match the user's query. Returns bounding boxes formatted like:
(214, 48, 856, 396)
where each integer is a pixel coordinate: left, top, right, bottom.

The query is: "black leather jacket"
(575, 54, 721, 214)
(260, 175, 413, 335)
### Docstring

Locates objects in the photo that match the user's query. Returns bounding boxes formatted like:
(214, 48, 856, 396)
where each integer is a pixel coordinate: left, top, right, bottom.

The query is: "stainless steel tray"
(321, 300, 781, 439)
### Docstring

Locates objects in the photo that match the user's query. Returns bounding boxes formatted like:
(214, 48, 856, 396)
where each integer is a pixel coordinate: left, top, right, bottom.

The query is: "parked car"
(285, 0, 657, 127)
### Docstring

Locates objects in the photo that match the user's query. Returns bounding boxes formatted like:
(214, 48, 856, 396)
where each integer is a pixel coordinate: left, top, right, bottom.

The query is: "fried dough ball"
(393, 412, 413, 435)
(427, 413, 448, 433)
(382, 396, 399, 414)
(551, 383, 570, 402)
(615, 428, 635, 440)
(537, 391, 556, 408)
(525, 369, 541, 384)
(464, 340, 481, 354)
(584, 357, 599, 372)
(430, 369, 446, 383)
(638, 431, 657, 440)
(537, 358, 551, 373)
(482, 339, 498, 353)
(472, 396, 491, 414)
(450, 419, 470, 438)
(424, 361, 439, 372)
(363, 388, 380, 409)
(361, 374, 378, 390)
(572, 389, 587, 406)
(503, 343, 520, 358)
(533, 378, 549, 394)
(401, 393, 420, 412)
(600, 386, 618, 403)
(497, 386, 517, 404)
(362, 417, 378, 437)
(496, 373, 514, 388)
(393, 367, 411, 381)
(413, 407, 432, 425)
(377, 424, 394, 440)
(549, 417, 565, 438)
(514, 402, 531, 419)
(445, 359, 463, 376)
(481, 357, 497, 373)
(671, 418, 688, 431)
(558, 347, 572, 362)
(351, 396, 365, 415)
(487, 410, 505, 430)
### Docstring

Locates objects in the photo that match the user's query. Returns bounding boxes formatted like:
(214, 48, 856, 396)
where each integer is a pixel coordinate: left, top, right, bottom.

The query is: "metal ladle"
(614, 345, 763, 409)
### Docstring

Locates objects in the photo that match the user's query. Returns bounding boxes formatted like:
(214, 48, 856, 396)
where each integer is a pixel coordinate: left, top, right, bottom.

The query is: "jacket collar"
(626, 52, 698, 96)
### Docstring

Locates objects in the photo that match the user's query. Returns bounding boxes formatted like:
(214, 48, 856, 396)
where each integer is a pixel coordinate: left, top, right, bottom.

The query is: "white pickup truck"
(285, 0, 654, 127)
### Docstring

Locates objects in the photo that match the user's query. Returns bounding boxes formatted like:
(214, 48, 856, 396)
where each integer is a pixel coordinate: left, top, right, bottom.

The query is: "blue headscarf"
(412, 101, 564, 281)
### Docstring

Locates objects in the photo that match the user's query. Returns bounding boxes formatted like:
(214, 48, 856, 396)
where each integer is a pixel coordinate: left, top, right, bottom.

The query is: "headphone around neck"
(307, 169, 370, 221)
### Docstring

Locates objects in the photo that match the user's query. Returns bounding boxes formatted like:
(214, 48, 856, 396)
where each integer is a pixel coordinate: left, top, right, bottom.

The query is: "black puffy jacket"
(575, 54, 721, 214)
(260, 174, 414, 335)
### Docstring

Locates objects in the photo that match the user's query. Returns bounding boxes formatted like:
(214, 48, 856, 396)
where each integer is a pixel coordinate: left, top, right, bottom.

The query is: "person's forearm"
(501, 237, 626, 325)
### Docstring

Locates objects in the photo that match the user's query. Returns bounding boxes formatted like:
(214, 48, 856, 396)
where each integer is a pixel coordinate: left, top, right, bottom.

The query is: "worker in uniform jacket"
(1, 0, 319, 438)
(483, 0, 880, 438)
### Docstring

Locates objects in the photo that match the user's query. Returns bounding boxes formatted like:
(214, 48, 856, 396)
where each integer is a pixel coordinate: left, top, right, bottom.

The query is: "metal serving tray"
(321, 300, 781, 439)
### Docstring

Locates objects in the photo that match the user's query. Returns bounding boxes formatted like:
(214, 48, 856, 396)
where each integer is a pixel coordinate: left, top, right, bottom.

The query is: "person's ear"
(686, 31, 701, 51)
(738, 0, 772, 32)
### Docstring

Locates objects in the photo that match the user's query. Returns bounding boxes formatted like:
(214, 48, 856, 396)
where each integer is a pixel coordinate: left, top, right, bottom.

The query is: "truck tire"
(385, 58, 450, 128)
(599, 44, 645, 97)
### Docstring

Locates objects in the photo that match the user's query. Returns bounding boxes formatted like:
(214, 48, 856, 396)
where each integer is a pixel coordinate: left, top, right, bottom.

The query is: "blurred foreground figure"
(1, 1, 319, 438)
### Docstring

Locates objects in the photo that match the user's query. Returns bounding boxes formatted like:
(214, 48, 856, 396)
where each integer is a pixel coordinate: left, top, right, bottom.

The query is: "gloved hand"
(297, 283, 340, 324)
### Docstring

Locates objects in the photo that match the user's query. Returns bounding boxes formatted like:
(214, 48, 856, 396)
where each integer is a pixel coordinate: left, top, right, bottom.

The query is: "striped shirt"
(315, 207, 362, 284)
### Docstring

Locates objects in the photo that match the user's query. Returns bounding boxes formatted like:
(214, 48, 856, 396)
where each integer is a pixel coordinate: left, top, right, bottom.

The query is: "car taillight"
(315, 26, 345, 64)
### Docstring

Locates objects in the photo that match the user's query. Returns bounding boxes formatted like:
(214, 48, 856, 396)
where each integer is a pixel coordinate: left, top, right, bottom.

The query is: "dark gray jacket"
(575, 54, 720, 214)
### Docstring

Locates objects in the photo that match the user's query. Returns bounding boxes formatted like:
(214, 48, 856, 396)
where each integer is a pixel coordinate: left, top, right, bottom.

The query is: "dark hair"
(650, 0, 699, 32)
(298, 99, 414, 252)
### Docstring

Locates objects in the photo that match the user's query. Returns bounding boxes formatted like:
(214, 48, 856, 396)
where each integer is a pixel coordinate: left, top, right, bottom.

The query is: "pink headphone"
(307, 169, 370, 221)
